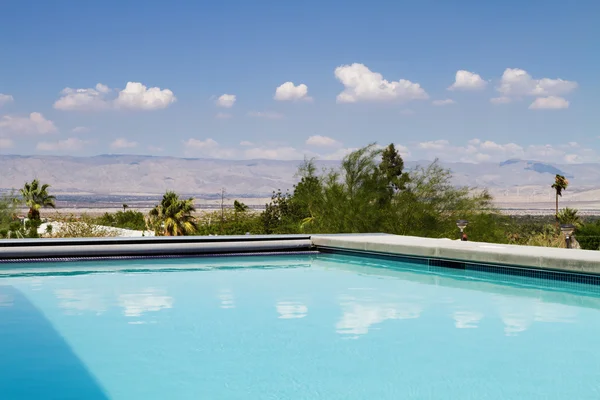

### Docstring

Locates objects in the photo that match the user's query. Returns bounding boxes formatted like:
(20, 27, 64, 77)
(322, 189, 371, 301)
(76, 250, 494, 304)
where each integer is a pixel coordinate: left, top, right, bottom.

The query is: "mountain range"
(1, 155, 599, 199)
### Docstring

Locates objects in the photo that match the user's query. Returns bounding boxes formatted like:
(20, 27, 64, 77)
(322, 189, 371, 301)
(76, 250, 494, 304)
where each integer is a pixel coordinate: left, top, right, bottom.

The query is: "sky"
(0, 0, 599, 164)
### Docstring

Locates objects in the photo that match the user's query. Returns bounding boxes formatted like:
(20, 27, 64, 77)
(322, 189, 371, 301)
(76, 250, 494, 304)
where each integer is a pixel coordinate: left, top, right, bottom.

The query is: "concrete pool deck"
(312, 234, 600, 275)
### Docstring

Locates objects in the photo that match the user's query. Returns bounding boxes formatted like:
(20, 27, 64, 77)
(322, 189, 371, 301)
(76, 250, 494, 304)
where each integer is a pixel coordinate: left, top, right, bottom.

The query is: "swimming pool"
(1, 253, 599, 399)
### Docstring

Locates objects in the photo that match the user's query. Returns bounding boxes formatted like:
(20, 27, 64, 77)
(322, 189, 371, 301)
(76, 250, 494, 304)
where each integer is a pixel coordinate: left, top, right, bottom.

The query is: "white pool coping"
(1, 234, 599, 276)
(311, 234, 600, 275)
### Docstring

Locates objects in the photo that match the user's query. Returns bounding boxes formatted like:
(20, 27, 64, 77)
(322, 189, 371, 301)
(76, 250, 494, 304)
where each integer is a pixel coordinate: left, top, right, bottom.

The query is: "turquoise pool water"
(1, 253, 600, 399)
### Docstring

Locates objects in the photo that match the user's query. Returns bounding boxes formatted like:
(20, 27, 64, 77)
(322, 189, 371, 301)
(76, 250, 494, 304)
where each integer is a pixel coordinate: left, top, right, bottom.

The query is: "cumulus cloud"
(184, 138, 236, 159)
(529, 96, 569, 110)
(497, 68, 577, 97)
(182, 138, 361, 161)
(319, 147, 358, 160)
(432, 99, 456, 106)
(334, 63, 428, 103)
(448, 70, 487, 91)
(36, 137, 86, 151)
(306, 135, 340, 147)
(418, 140, 449, 150)
(215, 112, 232, 119)
(216, 94, 236, 108)
(0, 112, 57, 135)
(414, 138, 598, 164)
(111, 138, 138, 149)
(490, 96, 512, 105)
(274, 82, 312, 101)
(114, 82, 176, 110)
(247, 111, 284, 119)
(0, 94, 14, 107)
(185, 138, 218, 150)
(55, 82, 176, 111)
(244, 146, 303, 160)
(71, 126, 91, 134)
(54, 83, 112, 111)
(0, 138, 13, 148)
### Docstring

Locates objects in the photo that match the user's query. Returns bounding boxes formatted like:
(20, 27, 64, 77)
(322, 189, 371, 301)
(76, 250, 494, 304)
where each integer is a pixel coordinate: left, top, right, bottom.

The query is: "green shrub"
(576, 222, 600, 251)
(96, 210, 146, 230)
(197, 210, 263, 235)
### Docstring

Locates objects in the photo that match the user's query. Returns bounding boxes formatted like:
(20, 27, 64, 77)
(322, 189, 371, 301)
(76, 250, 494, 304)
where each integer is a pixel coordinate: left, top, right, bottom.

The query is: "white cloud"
(448, 70, 487, 91)
(334, 63, 428, 103)
(0, 94, 14, 107)
(111, 138, 138, 149)
(184, 138, 236, 158)
(418, 140, 449, 150)
(0, 138, 13, 149)
(55, 82, 176, 111)
(274, 82, 312, 101)
(0, 112, 57, 135)
(114, 82, 176, 110)
(479, 140, 523, 153)
(71, 126, 91, 134)
(239, 140, 254, 146)
(247, 111, 284, 119)
(529, 96, 569, 110)
(215, 112, 232, 119)
(54, 83, 112, 111)
(490, 96, 512, 104)
(432, 99, 456, 106)
(306, 135, 340, 147)
(244, 146, 302, 160)
(414, 138, 599, 164)
(497, 68, 577, 97)
(319, 147, 359, 160)
(95, 83, 110, 93)
(216, 94, 236, 108)
(36, 137, 86, 151)
(185, 138, 219, 151)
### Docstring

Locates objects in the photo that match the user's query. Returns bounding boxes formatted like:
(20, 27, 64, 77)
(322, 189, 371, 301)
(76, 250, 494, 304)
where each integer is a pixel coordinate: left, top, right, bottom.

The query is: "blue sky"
(0, 0, 598, 163)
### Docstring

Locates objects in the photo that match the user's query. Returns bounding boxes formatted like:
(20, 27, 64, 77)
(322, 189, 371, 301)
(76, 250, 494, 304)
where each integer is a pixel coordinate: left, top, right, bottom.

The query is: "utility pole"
(220, 188, 226, 224)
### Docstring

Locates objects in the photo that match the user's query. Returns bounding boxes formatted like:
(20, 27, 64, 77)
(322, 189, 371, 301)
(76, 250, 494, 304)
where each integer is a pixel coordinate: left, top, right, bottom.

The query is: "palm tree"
(556, 207, 582, 227)
(147, 191, 197, 236)
(20, 179, 56, 220)
(551, 174, 569, 219)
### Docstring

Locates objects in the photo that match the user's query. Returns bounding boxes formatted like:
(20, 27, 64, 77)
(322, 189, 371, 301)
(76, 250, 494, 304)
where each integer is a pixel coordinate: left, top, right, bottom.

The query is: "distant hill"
(1, 155, 600, 197)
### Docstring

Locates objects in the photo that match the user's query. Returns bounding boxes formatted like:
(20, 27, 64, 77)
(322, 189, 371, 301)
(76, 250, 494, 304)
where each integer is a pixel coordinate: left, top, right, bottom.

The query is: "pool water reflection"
(1, 254, 599, 399)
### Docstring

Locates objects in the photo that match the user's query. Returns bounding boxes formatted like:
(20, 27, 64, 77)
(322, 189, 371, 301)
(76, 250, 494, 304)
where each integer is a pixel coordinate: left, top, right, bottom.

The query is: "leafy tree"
(551, 174, 569, 218)
(20, 179, 56, 220)
(379, 143, 409, 193)
(261, 189, 306, 234)
(147, 191, 197, 236)
(233, 200, 249, 213)
(0, 192, 23, 238)
(268, 145, 503, 240)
